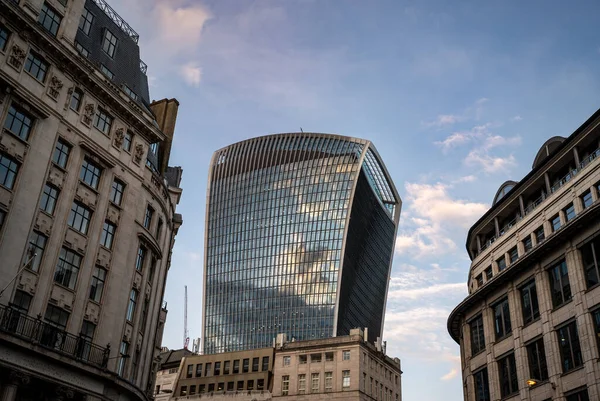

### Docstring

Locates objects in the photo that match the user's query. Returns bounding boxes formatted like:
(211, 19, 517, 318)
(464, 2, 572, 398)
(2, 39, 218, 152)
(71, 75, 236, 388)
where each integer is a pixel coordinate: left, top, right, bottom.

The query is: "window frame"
(110, 179, 125, 206)
(38, 2, 62, 37)
(498, 352, 519, 398)
(100, 220, 116, 249)
(24, 51, 49, 82)
(581, 190, 593, 209)
(0, 24, 10, 52)
(492, 297, 512, 340)
(548, 259, 571, 308)
(67, 201, 92, 235)
(581, 239, 600, 289)
(4, 103, 34, 141)
(89, 266, 106, 303)
(79, 158, 102, 189)
(473, 367, 490, 401)
(102, 29, 118, 58)
(556, 320, 583, 373)
(54, 247, 81, 289)
(25, 231, 47, 272)
(551, 213, 561, 232)
(519, 279, 540, 325)
(93, 107, 113, 135)
(40, 183, 59, 215)
(78, 8, 94, 35)
(52, 138, 71, 168)
(70, 88, 84, 112)
(126, 288, 138, 322)
(526, 337, 549, 382)
(469, 314, 485, 356)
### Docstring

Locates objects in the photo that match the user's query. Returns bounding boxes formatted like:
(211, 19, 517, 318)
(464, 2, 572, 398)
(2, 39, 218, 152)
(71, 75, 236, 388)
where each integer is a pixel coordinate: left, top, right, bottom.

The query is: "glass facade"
(203, 133, 400, 353)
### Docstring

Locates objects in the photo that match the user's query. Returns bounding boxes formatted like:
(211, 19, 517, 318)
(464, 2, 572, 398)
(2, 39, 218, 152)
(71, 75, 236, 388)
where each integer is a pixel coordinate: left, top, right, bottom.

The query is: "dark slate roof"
(158, 348, 194, 370)
(75, 0, 150, 104)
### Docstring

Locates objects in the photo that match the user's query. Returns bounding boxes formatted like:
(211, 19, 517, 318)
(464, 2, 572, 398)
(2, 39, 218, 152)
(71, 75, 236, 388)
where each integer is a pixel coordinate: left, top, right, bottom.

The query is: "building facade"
(0, 0, 182, 400)
(448, 110, 600, 401)
(155, 348, 195, 401)
(203, 133, 401, 354)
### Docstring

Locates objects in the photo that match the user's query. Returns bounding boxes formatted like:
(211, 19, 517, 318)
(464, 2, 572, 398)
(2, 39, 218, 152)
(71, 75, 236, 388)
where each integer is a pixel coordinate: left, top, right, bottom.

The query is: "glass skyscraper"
(203, 133, 401, 354)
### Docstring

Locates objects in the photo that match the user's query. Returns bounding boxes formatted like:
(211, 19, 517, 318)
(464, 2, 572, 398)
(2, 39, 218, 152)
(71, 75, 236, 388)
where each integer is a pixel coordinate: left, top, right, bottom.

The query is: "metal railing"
(140, 60, 147, 75)
(524, 193, 546, 215)
(0, 304, 109, 368)
(90, 0, 140, 43)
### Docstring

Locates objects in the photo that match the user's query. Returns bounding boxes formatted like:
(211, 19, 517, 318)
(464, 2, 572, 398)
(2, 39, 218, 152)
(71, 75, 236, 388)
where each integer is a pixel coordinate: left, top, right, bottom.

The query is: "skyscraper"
(203, 133, 401, 354)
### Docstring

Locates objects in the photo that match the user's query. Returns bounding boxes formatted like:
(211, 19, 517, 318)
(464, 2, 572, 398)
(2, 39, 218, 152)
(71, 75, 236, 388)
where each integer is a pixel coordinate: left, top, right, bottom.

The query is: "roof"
(158, 348, 194, 370)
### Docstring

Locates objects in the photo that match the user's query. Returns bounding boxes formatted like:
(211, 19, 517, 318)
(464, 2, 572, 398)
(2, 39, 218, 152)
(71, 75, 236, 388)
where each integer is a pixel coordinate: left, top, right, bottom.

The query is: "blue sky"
(109, 1, 600, 399)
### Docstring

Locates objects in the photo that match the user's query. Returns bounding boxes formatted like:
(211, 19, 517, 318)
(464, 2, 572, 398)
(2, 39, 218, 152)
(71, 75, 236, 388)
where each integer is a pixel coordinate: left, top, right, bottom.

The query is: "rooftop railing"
(0, 304, 109, 368)
(90, 0, 140, 43)
(140, 60, 147, 74)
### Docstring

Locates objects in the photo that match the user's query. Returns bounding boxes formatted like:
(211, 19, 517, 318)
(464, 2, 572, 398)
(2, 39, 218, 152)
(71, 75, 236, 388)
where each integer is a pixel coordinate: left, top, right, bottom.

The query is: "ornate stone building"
(448, 110, 600, 401)
(0, 0, 183, 400)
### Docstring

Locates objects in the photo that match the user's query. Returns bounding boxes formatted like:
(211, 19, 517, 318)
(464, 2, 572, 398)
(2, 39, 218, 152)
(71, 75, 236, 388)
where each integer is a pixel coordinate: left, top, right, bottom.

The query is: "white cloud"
(387, 282, 466, 300)
(154, 2, 211, 52)
(180, 62, 202, 87)
(425, 98, 488, 129)
(511, 115, 523, 122)
(453, 175, 477, 183)
(434, 132, 471, 151)
(464, 149, 516, 173)
(441, 368, 459, 381)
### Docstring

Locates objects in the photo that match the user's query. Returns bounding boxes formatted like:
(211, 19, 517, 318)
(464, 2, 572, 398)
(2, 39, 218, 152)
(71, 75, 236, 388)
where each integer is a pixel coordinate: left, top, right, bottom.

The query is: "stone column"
(1, 371, 30, 401)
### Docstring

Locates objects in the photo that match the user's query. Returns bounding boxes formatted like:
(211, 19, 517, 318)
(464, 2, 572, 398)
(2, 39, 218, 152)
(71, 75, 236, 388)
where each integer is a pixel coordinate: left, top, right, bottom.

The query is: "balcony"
(0, 304, 109, 368)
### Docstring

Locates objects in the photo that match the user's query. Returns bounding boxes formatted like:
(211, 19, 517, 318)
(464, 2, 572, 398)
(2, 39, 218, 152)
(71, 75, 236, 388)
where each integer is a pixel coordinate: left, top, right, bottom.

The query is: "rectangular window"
(186, 365, 193, 378)
(476, 274, 483, 288)
(4, 104, 33, 141)
(342, 350, 350, 360)
(564, 203, 576, 222)
(135, 245, 145, 272)
(144, 205, 154, 229)
(283, 355, 290, 366)
(582, 190, 593, 209)
(566, 389, 590, 401)
(68, 202, 92, 234)
(89, 266, 106, 302)
(498, 353, 518, 398)
(523, 235, 533, 252)
(324, 371, 333, 392)
(593, 308, 600, 352)
(52, 139, 70, 168)
(282, 375, 289, 395)
(342, 370, 350, 389)
(189, 385, 196, 395)
(484, 266, 493, 280)
(100, 64, 114, 79)
(535, 226, 545, 243)
(75, 41, 89, 58)
(70, 88, 83, 112)
(126, 289, 137, 322)
(78, 8, 93, 34)
(548, 259, 571, 308)
(470, 314, 485, 356)
(557, 321, 583, 373)
(508, 246, 518, 264)
(242, 358, 249, 373)
(123, 131, 132, 152)
(123, 85, 138, 101)
(262, 356, 269, 371)
(493, 297, 512, 340)
(473, 368, 490, 401)
(0, 25, 9, 51)
(252, 357, 259, 372)
(311, 372, 319, 393)
(527, 338, 548, 381)
(246, 380, 253, 390)
(38, 3, 62, 36)
(179, 386, 187, 397)
(44, 304, 69, 329)
(551, 214, 561, 231)
(214, 361, 221, 375)
(110, 180, 125, 205)
(93, 108, 113, 134)
(233, 359, 239, 374)
(236, 381, 243, 391)
(195, 363, 202, 377)
(581, 240, 600, 288)
(520, 279, 539, 324)
(11, 290, 32, 313)
(298, 374, 306, 394)
(100, 221, 116, 249)
(497, 255, 507, 271)
(257, 379, 264, 390)
(325, 351, 334, 361)
(298, 354, 307, 364)
(80, 159, 101, 189)
(311, 353, 322, 363)
(102, 29, 118, 57)
(223, 360, 230, 374)
(25, 231, 47, 272)
(54, 248, 81, 289)
(25, 51, 48, 82)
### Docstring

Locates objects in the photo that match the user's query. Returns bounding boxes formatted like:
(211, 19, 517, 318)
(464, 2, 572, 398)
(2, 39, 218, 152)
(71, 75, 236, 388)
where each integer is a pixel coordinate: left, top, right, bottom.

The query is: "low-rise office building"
(155, 348, 195, 401)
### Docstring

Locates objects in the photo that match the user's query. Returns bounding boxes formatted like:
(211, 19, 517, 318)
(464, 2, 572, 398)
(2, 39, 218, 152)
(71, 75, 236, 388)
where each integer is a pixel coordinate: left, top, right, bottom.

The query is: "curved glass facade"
(203, 133, 400, 354)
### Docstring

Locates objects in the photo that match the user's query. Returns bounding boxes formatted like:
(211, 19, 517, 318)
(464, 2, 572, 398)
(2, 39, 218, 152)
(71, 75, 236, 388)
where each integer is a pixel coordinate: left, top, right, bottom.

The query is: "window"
(282, 375, 289, 395)
(283, 355, 290, 366)
(24, 52, 48, 82)
(520, 279, 539, 324)
(179, 386, 187, 397)
(311, 353, 322, 363)
(475, 274, 483, 288)
(102, 29, 118, 57)
(195, 363, 202, 377)
(523, 235, 533, 252)
(144, 205, 154, 229)
(4, 104, 33, 141)
(498, 353, 518, 398)
(52, 139, 70, 168)
(75, 41, 89, 57)
(186, 364, 193, 378)
(68, 202, 92, 234)
(208, 383, 214, 392)
(189, 385, 196, 396)
(12, 290, 32, 314)
(252, 357, 259, 372)
(298, 354, 307, 364)
(592, 308, 600, 352)
(93, 108, 113, 134)
(89, 266, 106, 302)
(236, 381, 243, 391)
(214, 361, 221, 375)
(342, 350, 350, 360)
(54, 248, 81, 289)
(243, 358, 249, 373)
(25, 231, 47, 272)
(564, 203, 576, 222)
(233, 360, 239, 374)
(311, 373, 319, 393)
(123, 131, 132, 152)
(39, 184, 59, 215)
(496, 255, 506, 272)
(470, 314, 485, 356)
(298, 374, 306, 394)
(262, 356, 269, 371)
(527, 338, 548, 381)
(557, 321, 583, 373)
(484, 266, 493, 280)
(100, 221, 116, 249)
(581, 240, 600, 288)
(325, 351, 334, 361)
(45, 304, 69, 329)
(493, 298, 512, 340)
(582, 190, 593, 209)
(123, 86, 138, 101)
(342, 370, 350, 389)
(535, 226, 545, 243)
(551, 214, 561, 231)
(38, 3, 62, 36)
(78, 8, 93, 34)
(0, 25, 9, 51)
(566, 389, 590, 401)
(257, 379, 264, 390)
(126, 289, 138, 322)
(100, 64, 114, 79)
(78, 320, 96, 358)
(222, 360, 229, 374)
(0, 153, 20, 190)
(473, 368, 490, 401)
(508, 246, 518, 264)
(136, 245, 145, 271)
(246, 380, 253, 390)
(70, 88, 83, 112)
(110, 180, 125, 205)
(80, 159, 101, 189)
(548, 259, 571, 308)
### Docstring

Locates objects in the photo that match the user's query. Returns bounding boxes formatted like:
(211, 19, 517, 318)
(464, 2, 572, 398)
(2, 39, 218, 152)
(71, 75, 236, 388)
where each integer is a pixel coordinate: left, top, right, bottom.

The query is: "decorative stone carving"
(9, 370, 31, 385)
(114, 128, 124, 147)
(9, 44, 27, 69)
(134, 143, 144, 163)
(82, 103, 95, 125)
(55, 386, 75, 400)
(48, 75, 63, 99)
(63, 87, 74, 110)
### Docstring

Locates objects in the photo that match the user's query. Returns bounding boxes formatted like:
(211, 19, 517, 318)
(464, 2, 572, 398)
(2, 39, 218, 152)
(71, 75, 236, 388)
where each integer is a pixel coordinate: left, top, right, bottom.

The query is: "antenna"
(184, 285, 189, 349)
(300, 127, 303, 133)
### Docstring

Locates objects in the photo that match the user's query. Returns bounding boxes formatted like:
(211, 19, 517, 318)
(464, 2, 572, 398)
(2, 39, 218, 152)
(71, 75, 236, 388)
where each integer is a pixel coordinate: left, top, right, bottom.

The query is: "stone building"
(0, 0, 183, 400)
(155, 348, 195, 401)
(448, 110, 600, 401)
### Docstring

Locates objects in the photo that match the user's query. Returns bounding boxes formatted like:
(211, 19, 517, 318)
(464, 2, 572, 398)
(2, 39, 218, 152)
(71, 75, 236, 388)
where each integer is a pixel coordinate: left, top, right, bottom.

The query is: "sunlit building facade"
(203, 133, 401, 354)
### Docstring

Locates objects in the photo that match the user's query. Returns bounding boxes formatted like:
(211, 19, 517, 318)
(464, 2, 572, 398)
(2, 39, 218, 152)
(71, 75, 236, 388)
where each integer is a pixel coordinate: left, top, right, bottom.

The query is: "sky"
(107, 1, 600, 399)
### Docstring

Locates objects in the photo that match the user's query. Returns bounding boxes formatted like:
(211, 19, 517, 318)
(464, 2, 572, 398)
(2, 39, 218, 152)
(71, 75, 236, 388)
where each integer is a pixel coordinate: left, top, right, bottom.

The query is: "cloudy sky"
(107, 0, 600, 399)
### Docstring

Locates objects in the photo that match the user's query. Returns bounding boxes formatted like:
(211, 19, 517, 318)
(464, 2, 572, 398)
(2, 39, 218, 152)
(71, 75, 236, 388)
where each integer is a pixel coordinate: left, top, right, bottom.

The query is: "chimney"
(364, 327, 368, 342)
